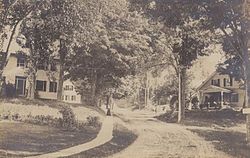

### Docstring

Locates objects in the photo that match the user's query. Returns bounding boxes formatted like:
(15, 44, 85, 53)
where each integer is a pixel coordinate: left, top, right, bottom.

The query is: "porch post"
(221, 91, 224, 108)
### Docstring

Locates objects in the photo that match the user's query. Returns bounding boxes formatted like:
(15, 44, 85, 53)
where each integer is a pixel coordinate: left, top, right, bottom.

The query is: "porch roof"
(202, 85, 232, 93)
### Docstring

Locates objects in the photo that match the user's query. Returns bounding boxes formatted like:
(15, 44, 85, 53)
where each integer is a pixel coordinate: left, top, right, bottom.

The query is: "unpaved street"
(110, 108, 231, 158)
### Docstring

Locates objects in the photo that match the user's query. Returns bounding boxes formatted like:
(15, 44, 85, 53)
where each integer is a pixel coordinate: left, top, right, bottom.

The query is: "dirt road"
(110, 107, 231, 158)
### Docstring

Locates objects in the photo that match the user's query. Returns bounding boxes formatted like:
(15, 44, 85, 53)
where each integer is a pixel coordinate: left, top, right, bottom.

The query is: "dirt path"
(111, 108, 231, 158)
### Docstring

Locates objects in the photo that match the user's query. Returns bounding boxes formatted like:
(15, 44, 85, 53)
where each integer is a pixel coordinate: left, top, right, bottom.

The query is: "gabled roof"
(196, 71, 217, 91)
(202, 85, 232, 93)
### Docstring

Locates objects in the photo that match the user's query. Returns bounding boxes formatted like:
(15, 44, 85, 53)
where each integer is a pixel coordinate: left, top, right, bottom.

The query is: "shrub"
(0, 105, 101, 131)
(59, 106, 77, 130)
(85, 116, 100, 127)
(5, 83, 16, 98)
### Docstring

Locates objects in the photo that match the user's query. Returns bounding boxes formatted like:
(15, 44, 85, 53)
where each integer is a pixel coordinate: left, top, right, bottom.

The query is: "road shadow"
(190, 129, 250, 158)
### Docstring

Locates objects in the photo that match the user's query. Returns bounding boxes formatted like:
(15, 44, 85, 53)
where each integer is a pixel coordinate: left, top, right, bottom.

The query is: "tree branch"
(220, 27, 244, 61)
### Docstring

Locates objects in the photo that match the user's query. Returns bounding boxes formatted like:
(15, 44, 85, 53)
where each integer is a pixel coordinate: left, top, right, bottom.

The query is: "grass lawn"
(157, 109, 249, 158)
(190, 129, 250, 158)
(65, 124, 138, 158)
(0, 121, 100, 158)
(156, 109, 245, 127)
(0, 98, 106, 113)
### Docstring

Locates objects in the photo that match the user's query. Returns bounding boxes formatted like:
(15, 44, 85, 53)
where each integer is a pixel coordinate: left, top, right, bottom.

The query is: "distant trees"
(152, 74, 178, 105)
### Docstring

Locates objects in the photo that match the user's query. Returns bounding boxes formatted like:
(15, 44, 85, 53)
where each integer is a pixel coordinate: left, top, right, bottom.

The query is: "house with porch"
(197, 71, 245, 109)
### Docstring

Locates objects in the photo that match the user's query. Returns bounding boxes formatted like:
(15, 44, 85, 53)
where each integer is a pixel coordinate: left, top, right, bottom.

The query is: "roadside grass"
(190, 129, 250, 158)
(157, 109, 249, 158)
(156, 109, 245, 127)
(0, 98, 106, 115)
(0, 97, 104, 123)
(0, 98, 62, 109)
(0, 98, 105, 157)
(0, 121, 99, 158)
(65, 124, 138, 158)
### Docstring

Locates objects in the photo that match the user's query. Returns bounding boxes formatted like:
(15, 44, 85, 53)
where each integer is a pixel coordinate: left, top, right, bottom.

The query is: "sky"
(149, 44, 226, 89)
(1, 25, 23, 53)
(190, 52, 225, 88)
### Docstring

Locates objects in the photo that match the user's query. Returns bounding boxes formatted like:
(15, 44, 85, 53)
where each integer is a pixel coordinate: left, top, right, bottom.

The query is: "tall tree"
(130, 0, 211, 121)
(199, 0, 250, 143)
(17, 0, 100, 100)
(18, 14, 54, 99)
(65, 0, 154, 106)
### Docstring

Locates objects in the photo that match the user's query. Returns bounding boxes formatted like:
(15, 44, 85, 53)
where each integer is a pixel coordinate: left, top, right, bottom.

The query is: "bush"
(5, 83, 16, 98)
(0, 111, 21, 121)
(59, 106, 77, 130)
(0, 105, 101, 131)
(86, 116, 100, 127)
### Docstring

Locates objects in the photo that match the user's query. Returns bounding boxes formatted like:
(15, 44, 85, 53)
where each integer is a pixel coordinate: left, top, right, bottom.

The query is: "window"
(17, 58, 25, 67)
(211, 79, 220, 86)
(36, 80, 46, 91)
(50, 63, 57, 71)
(64, 85, 69, 90)
(37, 61, 48, 70)
(71, 95, 76, 101)
(230, 77, 233, 86)
(231, 93, 239, 102)
(224, 78, 227, 87)
(49, 82, 57, 92)
(65, 95, 70, 101)
(64, 85, 73, 91)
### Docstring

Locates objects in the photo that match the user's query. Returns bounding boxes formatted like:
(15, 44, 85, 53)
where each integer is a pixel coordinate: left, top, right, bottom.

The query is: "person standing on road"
(106, 92, 112, 116)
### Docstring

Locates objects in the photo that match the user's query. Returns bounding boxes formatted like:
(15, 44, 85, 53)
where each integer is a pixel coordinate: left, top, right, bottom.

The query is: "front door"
(15, 76, 26, 96)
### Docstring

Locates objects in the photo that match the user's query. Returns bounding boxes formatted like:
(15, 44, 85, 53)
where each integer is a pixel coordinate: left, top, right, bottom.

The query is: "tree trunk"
(91, 69, 97, 106)
(57, 63, 64, 100)
(5, 21, 20, 57)
(27, 72, 36, 100)
(137, 88, 141, 110)
(145, 70, 149, 107)
(241, 0, 250, 144)
(57, 39, 66, 100)
(178, 67, 182, 123)
(181, 68, 187, 118)
(243, 51, 250, 143)
(27, 45, 36, 100)
(178, 67, 187, 123)
(27, 58, 36, 100)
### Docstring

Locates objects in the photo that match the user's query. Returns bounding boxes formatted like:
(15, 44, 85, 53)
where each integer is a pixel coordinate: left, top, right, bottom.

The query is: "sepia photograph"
(0, 0, 250, 157)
